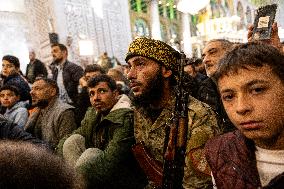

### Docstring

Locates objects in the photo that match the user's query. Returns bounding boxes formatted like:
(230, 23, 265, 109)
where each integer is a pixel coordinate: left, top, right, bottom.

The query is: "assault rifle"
(132, 52, 190, 188)
(162, 51, 189, 188)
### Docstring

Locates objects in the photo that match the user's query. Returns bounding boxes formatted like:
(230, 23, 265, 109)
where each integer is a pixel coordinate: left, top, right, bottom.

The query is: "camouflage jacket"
(134, 95, 220, 189)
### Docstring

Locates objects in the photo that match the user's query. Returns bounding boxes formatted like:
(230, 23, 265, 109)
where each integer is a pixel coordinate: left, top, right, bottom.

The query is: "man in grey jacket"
(25, 78, 77, 150)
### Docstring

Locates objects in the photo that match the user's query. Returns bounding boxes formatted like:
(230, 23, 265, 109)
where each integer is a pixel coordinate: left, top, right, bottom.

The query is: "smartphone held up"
(252, 4, 277, 40)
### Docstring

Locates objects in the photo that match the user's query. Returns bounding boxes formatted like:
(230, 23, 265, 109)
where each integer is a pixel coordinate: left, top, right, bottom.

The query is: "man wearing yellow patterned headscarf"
(126, 37, 219, 188)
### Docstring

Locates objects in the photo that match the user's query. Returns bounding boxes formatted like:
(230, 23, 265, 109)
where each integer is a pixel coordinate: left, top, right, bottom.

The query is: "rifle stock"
(132, 141, 163, 188)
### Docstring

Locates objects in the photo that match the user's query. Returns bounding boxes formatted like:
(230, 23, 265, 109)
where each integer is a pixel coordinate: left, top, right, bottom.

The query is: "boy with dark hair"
(205, 42, 284, 188)
(58, 74, 147, 189)
(0, 85, 28, 128)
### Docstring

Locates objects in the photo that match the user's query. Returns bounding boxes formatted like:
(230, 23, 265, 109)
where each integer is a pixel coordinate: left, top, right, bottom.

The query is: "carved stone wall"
(24, 0, 55, 65)
(0, 11, 29, 72)
(101, 0, 132, 63)
(0, 0, 132, 69)
(52, 0, 132, 65)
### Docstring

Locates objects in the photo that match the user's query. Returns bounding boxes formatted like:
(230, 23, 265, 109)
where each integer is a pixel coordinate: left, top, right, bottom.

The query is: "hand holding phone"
(252, 4, 277, 40)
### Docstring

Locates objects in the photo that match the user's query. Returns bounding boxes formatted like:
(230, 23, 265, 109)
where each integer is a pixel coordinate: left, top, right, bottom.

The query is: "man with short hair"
(25, 78, 77, 149)
(198, 39, 235, 133)
(126, 37, 219, 188)
(58, 74, 147, 189)
(25, 51, 47, 84)
(205, 42, 284, 188)
(76, 64, 106, 124)
(49, 43, 83, 105)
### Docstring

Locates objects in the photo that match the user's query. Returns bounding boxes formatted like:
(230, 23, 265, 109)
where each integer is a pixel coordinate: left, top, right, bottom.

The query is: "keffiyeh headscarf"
(125, 37, 180, 72)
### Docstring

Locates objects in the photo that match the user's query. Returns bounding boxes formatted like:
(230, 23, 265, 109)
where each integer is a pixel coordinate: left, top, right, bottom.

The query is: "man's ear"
(161, 66, 172, 78)
(49, 87, 57, 97)
(114, 89, 120, 97)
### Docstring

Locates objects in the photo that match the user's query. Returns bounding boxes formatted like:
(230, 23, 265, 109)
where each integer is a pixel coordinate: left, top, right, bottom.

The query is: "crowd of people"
(0, 22, 284, 189)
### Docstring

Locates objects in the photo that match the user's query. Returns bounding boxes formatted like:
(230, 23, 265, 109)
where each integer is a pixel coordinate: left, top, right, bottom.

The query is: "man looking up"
(25, 78, 77, 150)
(205, 42, 284, 188)
(58, 74, 147, 189)
(126, 37, 219, 188)
(76, 64, 106, 124)
(198, 39, 235, 132)
(49, 43, 83, 105)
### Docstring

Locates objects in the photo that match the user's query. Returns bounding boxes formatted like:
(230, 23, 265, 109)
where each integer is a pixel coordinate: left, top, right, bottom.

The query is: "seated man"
(25, 78, 77, 150)
(0, 140, 84, 189)
(57, 75, 147, 189)
(205, 43, 284, 188)
(126, 37, 219, 188)
(76, 64, 106, 125)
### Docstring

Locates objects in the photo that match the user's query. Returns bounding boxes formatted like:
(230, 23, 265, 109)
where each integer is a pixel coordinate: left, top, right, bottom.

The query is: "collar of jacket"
(51, 60, 69, 70)
(5, 101, 27, 113)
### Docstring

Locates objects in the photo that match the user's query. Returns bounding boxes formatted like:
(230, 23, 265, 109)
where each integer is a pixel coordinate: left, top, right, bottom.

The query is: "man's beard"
(130, 69, 164, 109)
(32, 99, 49, 109)
(53, 57, 63, 64)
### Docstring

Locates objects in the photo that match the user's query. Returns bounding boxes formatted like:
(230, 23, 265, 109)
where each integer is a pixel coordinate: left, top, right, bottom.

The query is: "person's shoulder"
(188, 95, 215, 117)
(66, 60, 82, 68)
(205, 130, 242, 151)
(34, 59, 44, 64)
(198, 77, 217, 91)
(52, 99, 75, 112)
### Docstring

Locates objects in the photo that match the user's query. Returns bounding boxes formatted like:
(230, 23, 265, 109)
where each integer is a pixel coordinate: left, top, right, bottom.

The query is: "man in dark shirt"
(25, 51, 47, 84)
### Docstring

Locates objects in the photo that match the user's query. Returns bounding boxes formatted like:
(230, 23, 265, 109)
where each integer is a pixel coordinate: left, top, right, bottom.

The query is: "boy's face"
(218, 65, 284, 149)
(2, 60, 18, 77)
(0, 90, 19, 108)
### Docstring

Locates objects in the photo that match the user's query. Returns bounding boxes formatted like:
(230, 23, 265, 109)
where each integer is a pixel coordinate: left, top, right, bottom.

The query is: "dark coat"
(205, 130, 284, 189)
(75, 86, 91, 126)
(49, 60, 83, 104)
(197, 77, 234, 133)
(25, 59, 48, 83)
(0, 114, 50, 148)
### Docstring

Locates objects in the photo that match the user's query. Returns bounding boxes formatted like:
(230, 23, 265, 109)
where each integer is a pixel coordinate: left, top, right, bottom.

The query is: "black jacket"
(25, 59, 48, 83)
(197, 77, 235, 133)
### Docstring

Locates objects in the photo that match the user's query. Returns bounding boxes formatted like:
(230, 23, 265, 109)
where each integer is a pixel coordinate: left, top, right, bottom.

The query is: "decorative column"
(181, 13, 192, 57)
(150, 0, 161, 40)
